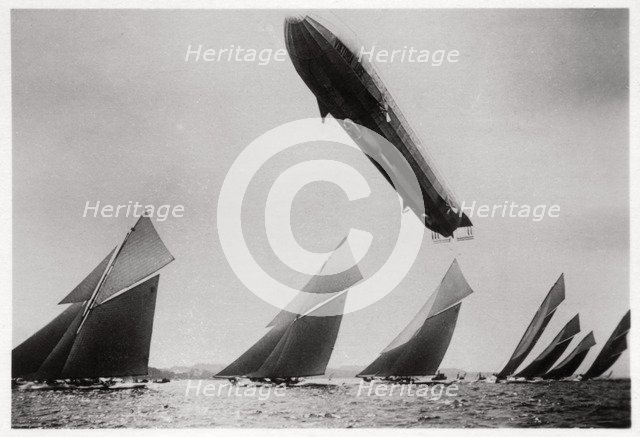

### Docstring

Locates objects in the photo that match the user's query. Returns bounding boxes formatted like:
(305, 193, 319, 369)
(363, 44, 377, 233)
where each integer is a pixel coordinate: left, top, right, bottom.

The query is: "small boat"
(153, 378, 171, 384)
(554, 375, 582, 382)
(481, 375, 500, 384)
(431, 371, 447, 381)
(472, 373, 486, 383)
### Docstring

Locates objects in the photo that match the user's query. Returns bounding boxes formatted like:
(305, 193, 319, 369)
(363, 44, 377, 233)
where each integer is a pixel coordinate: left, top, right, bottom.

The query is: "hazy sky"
(12, 9, 629, 375)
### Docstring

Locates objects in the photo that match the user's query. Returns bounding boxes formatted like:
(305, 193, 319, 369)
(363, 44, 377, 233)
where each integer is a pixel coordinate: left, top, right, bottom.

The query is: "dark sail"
(95, 217, 174, 305)
(515, 314, 580, 378)
(496, 274, 565, 379)
(218, 292, 350, 378)
(267, 243, 364, 326)
(12, 303, 84, 378)
(248, 292, 348, 378)
(217, 238, 362, 378)
(34, 307, 85, 380)
(216, 323, 291, 377)
(544, 331, 596, 379)
(58, 248, 115, 304)
(14, 217, 173, 381)
(358, 259, 474, 377)
(583, 310, 630, 379)
(60, 275, 159, 378)
(357, 344, 407, 378)
(385, 303, 461, 377)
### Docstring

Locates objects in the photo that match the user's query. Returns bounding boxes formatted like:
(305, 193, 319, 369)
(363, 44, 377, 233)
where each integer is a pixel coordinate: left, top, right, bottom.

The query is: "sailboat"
(216, 237, 362, 386)
(494, 274, 565, 381)
(581, 310, 630, 380)
(543, 332, 596, 380)
(512, 314, 580, 380)
(12, 216, 174, 390)
(356, 259, 474, 384)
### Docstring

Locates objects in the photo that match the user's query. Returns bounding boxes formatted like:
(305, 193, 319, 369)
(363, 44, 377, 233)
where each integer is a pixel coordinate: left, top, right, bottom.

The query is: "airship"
(284, 14, 473, 241)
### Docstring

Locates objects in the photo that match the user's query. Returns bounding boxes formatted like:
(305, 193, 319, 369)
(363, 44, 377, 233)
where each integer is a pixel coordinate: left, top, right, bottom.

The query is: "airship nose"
(284, 14, 305, 25)
(284, 14, 324, 60)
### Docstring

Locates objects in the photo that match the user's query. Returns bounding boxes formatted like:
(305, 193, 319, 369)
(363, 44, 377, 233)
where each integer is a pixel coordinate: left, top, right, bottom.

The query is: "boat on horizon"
(581, 310, 630, 381)
(543, 331, 596, 380)
(511, 314, 581, 380)
(12, 216, 174, 390)
(473, 373, 486, 383)
(492, 274, 565, 382)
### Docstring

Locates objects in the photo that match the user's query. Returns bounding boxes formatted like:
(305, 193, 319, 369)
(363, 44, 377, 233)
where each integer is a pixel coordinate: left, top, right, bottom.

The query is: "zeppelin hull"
(285, 16, 470, 238)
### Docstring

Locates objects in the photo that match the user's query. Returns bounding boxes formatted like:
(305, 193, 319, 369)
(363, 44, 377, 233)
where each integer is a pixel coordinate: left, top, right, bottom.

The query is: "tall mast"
(76, 215, 143, 334)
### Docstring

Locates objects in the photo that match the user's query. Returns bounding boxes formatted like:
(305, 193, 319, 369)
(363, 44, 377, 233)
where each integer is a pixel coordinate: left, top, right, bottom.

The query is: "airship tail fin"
(459, 212, 472, 227)
(317, 98, 330, 122)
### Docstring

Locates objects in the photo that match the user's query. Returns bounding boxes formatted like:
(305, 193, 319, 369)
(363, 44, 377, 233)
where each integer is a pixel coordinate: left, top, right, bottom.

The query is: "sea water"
(12, 378, 630, 428)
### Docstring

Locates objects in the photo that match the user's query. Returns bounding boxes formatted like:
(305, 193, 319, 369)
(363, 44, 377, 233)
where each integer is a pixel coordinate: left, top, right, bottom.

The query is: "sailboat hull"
(16, 381, 147, 391)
